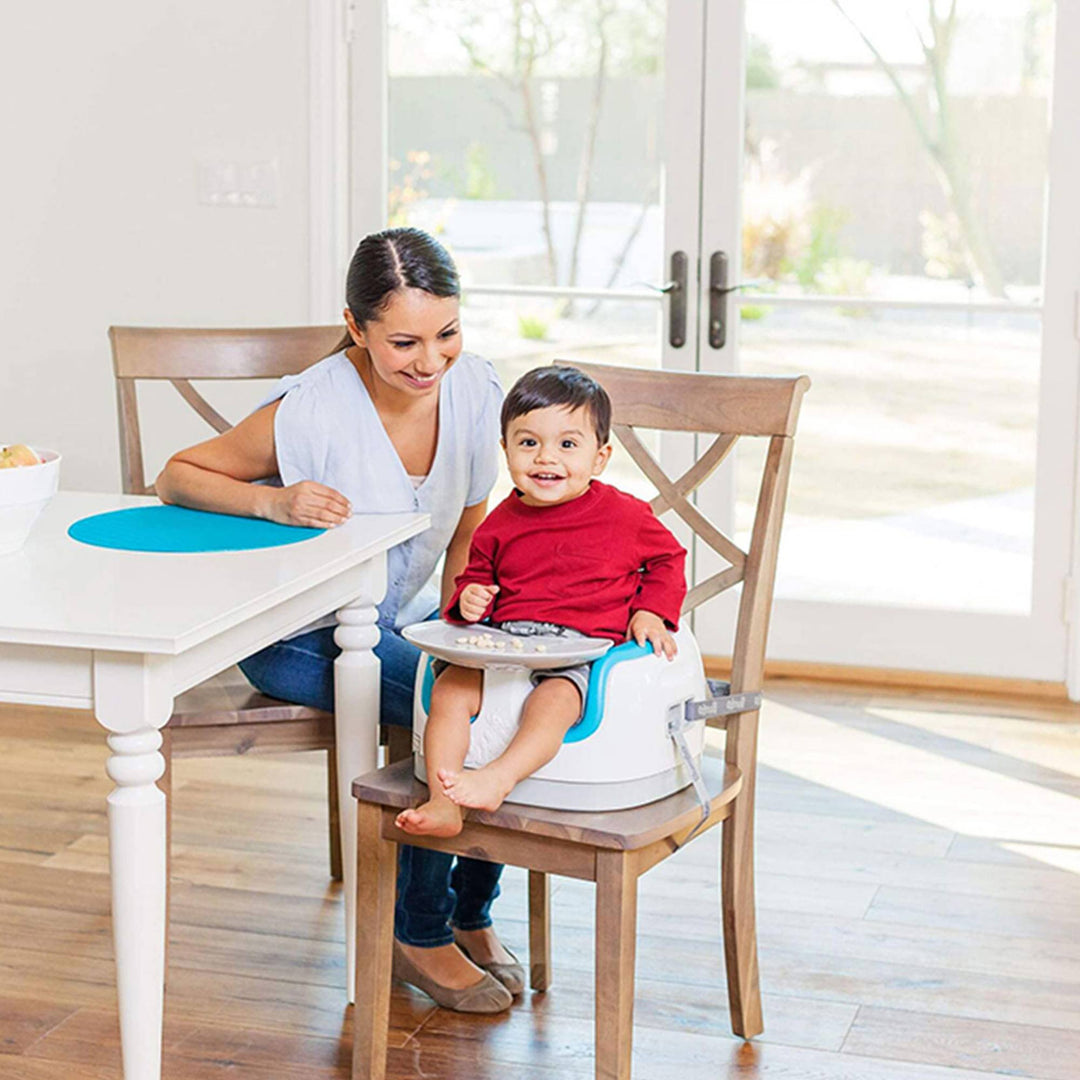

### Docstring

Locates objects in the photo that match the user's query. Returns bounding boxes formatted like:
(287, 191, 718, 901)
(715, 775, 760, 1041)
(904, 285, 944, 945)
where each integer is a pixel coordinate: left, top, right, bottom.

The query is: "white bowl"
(0, 447, 61, 555)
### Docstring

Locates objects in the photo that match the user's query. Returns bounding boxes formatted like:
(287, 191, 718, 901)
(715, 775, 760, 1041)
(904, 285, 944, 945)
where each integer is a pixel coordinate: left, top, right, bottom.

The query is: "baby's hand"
(459, 583, 499, 623)
(628, 610, 677, 660)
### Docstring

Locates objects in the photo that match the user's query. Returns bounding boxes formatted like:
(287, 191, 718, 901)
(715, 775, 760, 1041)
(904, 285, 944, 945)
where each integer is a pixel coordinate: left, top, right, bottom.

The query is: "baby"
(396, 365, 687, 837)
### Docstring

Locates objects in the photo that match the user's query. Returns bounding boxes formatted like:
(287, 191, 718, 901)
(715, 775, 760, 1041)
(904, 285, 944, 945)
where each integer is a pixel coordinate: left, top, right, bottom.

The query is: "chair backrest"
(109, 325, 347, 494)
(556, 361, 809, 711)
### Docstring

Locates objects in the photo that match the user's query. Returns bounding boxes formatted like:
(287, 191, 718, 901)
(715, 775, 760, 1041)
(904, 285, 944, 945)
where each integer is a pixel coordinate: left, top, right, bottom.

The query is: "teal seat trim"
(420, 655, 436, 715)
(564, 640, 651, 743)
(418, 640, 652, 742)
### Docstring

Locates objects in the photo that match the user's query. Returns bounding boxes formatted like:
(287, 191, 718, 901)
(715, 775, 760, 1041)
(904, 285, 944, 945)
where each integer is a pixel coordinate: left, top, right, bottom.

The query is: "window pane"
(387, 1, 667, 291)
(739, 1, 1051, 614)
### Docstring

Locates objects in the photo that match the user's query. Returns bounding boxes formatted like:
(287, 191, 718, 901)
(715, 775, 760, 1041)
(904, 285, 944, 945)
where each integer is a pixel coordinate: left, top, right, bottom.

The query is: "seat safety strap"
(666, 707, 711, 848)
(667, 686, 762, 848)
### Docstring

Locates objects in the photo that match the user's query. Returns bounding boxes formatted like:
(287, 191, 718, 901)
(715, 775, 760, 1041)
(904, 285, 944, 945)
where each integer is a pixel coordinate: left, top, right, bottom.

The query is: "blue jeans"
(239, 619, 504, 947)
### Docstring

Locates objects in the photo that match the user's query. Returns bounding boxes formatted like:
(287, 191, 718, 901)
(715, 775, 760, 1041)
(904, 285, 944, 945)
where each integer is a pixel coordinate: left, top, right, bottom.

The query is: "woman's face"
(346, 288, 462, 397)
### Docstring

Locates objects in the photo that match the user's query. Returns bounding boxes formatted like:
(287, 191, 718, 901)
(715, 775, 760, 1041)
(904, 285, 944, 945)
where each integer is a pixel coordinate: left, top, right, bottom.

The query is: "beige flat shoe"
(392, 940, 512, 1013)
(453, 931, 526, 996)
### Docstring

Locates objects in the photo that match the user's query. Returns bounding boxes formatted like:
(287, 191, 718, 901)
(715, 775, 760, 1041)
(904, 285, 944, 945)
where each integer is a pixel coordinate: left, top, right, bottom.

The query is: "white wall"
(0, 1, 315, 490)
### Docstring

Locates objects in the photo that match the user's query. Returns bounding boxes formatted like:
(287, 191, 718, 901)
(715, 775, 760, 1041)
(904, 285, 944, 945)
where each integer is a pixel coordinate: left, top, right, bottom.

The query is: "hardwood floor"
(2, 683, 1079, 1079)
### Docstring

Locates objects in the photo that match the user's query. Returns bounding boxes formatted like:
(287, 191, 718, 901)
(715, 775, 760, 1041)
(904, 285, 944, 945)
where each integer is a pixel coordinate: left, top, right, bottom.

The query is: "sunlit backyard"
(460, 289, 1039, 615)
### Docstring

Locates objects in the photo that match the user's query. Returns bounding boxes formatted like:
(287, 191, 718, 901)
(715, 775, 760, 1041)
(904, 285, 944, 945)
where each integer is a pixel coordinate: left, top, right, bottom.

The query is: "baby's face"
(503, 405, 611, 507)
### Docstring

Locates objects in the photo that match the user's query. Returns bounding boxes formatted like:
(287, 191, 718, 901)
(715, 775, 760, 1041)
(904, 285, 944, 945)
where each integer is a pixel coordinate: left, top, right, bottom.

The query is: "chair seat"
(352, 756, 742, 851)
(170, 665, 331, 728)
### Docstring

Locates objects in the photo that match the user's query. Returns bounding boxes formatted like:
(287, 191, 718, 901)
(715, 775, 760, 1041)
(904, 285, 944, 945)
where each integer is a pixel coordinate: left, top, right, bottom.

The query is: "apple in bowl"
(0, 445, 61, 554)
(0, 443, 42, 468)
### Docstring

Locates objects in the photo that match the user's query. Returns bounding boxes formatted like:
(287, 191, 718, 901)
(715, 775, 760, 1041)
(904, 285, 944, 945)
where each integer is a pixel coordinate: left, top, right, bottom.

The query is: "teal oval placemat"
(68, 505, 325, 553)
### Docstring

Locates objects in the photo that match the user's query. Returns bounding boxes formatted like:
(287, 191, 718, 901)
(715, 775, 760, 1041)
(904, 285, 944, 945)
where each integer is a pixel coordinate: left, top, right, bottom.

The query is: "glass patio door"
(354, 0, 1080, 684)
(377, 0, 709, 503)
(693, 0, 1080, 683)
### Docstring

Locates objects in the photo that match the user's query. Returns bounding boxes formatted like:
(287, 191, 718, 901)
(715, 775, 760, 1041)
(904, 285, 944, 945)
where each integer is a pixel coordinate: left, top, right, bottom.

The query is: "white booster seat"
(403, 620, 760, 814)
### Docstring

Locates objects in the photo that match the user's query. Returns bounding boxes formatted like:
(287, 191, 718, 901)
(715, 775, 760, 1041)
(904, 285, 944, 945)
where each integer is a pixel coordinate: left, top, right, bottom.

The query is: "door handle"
(641, 252, 687, 347)
(664, 251, 688, 348)
(709, 251, 730, 349)
(708, 252, 760, 349)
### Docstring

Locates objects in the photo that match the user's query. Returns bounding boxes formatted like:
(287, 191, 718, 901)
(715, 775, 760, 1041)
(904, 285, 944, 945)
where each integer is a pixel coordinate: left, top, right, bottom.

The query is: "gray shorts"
(494, 620, 592, 719)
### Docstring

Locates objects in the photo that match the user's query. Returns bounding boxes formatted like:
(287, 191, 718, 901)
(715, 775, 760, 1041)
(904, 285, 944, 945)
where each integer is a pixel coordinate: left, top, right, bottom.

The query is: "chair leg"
(721, 796, 763, 1038)
(528, 870, 551, 991)
(594, 850, 637, 1080)
(352, 802, 396, 1080)
(385, 723, 413, 765)
(327, 747, 343, 882)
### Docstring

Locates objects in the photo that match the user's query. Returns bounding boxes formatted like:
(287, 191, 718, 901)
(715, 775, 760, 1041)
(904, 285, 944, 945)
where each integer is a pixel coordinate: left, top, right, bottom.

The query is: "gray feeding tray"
(402, 620, 613, 671)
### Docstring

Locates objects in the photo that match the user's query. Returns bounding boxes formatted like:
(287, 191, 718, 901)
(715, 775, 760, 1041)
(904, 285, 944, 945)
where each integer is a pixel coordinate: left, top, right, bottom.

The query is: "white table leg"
(94, 653, 171, 1080)
(334, 558, 386, 1004)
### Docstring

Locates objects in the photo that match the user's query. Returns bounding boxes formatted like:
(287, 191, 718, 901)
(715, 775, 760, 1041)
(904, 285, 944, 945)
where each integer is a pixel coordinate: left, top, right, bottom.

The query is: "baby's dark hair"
(501, 366, 612, 445)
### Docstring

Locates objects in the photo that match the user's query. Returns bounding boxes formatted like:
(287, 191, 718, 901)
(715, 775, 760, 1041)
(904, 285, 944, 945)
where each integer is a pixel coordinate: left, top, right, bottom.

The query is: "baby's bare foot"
(440, 766, 515, 812)
(395, 798, 463, 837)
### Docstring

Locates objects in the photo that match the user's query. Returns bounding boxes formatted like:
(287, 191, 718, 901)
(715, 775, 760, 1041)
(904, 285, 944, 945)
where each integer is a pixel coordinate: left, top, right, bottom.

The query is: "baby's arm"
(441, 500, 488, 609)
(444, 527, 500, 624)
(631, 512, 687, 630)
(627, 508, 687, 659)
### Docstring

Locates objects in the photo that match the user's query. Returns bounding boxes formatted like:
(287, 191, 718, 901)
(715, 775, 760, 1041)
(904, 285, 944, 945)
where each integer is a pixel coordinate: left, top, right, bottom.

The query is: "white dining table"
(0, 491, 429, 1080)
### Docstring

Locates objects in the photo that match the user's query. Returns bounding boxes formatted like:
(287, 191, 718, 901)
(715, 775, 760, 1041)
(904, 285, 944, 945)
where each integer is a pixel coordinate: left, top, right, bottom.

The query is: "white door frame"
(693, 0, 1080, 687)
(308, 0, 351, 322)
(662, 0, 708, 377)
(1050, 0, 1080, 697)
(309, 0, 389, 323)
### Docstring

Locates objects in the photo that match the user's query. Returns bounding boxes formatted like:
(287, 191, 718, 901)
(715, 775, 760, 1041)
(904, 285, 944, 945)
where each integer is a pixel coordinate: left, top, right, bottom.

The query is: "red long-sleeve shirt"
(444, 481, 686, 641)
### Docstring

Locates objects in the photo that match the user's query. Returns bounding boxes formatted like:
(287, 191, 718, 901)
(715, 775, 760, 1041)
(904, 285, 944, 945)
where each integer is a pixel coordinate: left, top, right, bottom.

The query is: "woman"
(156, 227, 520, 1013)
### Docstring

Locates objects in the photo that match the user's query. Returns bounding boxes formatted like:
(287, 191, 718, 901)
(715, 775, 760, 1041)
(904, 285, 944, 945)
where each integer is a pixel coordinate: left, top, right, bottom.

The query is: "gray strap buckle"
(685, 685, 762, 724)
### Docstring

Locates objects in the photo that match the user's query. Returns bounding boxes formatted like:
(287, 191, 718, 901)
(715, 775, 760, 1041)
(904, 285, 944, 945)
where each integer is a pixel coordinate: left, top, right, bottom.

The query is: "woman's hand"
(261, 481, 351, 528)
(627, 610, 677, 660)
(458, 583, 499, 623)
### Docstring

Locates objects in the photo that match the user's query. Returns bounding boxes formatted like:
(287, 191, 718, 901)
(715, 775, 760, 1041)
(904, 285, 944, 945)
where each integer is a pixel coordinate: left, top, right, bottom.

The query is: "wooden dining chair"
(109, 325, 411, 890)
(350, 361, 809, 1080)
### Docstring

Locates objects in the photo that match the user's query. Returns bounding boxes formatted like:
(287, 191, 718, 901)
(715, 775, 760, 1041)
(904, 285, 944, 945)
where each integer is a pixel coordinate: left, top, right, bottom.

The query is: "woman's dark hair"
(501, 366, 612, 445)
(329, 227, 460, 353)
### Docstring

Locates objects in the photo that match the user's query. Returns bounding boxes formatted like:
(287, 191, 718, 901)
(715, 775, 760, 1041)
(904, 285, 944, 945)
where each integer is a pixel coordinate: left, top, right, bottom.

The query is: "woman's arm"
(440, 499, 488, 609)
(155, 402, 350, 528)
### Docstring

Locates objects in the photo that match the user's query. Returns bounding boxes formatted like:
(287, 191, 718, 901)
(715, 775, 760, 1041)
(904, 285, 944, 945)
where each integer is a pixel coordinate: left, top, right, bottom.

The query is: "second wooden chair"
(110, 325, 413, 893)
(350, 360, 809, 1080)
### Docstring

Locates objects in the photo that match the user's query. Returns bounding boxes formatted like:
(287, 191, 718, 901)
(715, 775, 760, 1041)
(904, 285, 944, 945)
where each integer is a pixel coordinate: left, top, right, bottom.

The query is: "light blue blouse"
(262, 349, 503, 630)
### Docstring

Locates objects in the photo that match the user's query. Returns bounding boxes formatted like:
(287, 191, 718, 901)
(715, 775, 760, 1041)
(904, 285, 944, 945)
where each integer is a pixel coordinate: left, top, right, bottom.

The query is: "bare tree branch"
(584, 175, 659, 317)
(452, 1, 560, 283)
(828, 0, 936, 151)
(567, 0, 614, 292)
(830, 0, 1004, 295)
